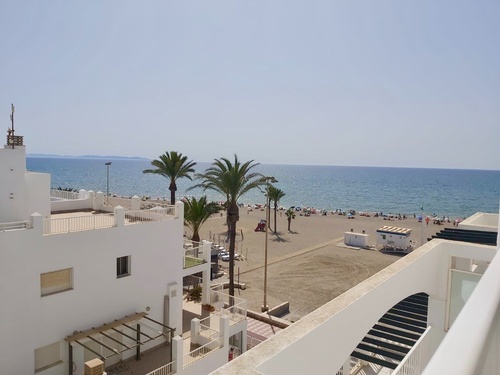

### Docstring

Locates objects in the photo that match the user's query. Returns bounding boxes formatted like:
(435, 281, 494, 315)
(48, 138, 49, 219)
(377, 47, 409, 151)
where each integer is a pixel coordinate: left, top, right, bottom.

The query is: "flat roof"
(376, 226, 412, 236)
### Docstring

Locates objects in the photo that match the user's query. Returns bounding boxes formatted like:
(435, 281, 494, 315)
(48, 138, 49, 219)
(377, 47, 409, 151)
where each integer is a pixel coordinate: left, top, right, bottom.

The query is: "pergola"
(65, 312, 175, 375)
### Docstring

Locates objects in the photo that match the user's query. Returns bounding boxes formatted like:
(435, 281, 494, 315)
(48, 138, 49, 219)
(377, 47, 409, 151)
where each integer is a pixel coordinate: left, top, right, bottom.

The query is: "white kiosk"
(376, 226, 414, 254)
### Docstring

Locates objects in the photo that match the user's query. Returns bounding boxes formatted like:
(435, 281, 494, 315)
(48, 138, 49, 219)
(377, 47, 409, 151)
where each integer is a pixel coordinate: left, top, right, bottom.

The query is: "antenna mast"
(10, 103, 15, 149)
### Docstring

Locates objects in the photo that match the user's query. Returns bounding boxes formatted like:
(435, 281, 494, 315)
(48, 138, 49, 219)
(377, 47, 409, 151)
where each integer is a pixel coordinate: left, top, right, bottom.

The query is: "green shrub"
(186, 284, 202, 302)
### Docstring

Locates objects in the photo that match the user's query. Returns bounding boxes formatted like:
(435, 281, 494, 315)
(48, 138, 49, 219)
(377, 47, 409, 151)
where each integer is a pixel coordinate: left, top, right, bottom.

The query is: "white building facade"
(1, 135, 247, 375)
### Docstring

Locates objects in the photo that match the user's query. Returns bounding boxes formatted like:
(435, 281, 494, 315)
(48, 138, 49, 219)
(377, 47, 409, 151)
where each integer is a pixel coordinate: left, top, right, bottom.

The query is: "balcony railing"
(0, 220, 31, 232)
(210, 290, 247, 325)
(422, 248, 500, 374)
(198, 315, 221, 341)
(183, 240, 205, 269)
(145, 361, 175, 375)
(183, 337, 222, 368)
(125, 208, 174, 223)
(392, 326, 432, 375)
(50, 189, 82, 200)
(43, 214, 115, 235)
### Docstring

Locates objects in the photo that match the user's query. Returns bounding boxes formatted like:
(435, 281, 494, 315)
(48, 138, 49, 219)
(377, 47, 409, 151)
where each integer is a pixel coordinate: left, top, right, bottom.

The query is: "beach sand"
(109, 197, 453, 321)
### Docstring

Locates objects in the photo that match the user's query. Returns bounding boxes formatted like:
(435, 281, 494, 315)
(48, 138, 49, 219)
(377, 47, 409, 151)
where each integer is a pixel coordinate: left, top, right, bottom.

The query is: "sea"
(26, 157, 500, 219)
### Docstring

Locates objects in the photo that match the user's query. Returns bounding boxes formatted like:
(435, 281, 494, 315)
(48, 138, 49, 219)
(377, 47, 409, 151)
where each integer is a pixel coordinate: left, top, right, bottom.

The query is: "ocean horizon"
(27, 157, 500, 219)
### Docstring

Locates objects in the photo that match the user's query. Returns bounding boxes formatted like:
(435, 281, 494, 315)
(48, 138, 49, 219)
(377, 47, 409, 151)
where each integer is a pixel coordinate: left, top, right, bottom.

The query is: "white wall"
(459, 212, 499, 232)
(344, 232, 368, 247)
(377, 232, 410, 249)
(252, 241, 496, 375)
(25, 172, 51, 219)
(0, 215, 184, 375)
(0, 145, 27, 222)
(50, 198, 91, 213)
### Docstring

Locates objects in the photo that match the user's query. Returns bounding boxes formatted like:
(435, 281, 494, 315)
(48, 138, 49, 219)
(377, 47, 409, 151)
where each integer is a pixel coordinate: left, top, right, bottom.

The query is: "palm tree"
(184, 196, 221, 243)
(267, 185, 285, 233)
(285, 208, 296, 232)
(191, 155, 267, 298)
(143, 151, 196, 205)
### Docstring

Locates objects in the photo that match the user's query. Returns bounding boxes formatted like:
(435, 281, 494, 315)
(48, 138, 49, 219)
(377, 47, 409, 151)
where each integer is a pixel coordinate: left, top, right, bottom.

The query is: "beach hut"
(376, 226, 413, 254)
(344, 231, 369, 248)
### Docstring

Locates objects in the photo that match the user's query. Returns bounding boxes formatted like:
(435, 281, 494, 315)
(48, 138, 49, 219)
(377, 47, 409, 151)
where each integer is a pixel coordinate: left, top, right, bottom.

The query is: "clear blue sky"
(1, 1, 499, 169)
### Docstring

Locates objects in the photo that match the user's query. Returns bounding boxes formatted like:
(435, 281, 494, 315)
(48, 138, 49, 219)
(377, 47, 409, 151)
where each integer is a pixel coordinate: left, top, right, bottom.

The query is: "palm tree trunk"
(288, 218, 291, 231)
(191, 232, 200, 243)
(227, 202, 239, 302)
(274, 206, 278, 233)
(169, 181, 176, 205)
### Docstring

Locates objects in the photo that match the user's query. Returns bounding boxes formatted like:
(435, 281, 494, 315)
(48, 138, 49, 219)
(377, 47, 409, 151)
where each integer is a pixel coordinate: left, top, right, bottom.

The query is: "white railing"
(200, 323, 219, 341)
(125, 208, 174, 224)
(198, 315, 220, 341)
(43, 214, 115, 235)
(183, 240, 205, 269)
(210, 290, 247, 325)
(0, 220, 31, 232)
(393, 326, 432, 375)
(183, 338, 222, 368)
(50, 189, 81, 200)
(145, 361, 175, 375)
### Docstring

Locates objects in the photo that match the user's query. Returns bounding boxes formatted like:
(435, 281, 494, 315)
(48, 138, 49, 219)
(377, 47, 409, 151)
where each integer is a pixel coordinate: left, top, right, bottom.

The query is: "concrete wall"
(0, 145, 27, 222)
(214, 240, 497, 375)
(0, 210, 184, 375)
(25, 172, 51, 219)
(50, 197, 92, 213)
(459, 212, 499, 232)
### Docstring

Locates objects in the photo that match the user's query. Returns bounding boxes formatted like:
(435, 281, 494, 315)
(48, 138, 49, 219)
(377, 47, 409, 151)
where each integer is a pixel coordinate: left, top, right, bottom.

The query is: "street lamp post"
(105, 162, 112, 203)
(262, 177, 277, 313)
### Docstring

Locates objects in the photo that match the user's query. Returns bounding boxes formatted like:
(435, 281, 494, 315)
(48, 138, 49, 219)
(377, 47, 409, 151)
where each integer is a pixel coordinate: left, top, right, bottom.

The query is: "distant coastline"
(27, 153, 149, 161)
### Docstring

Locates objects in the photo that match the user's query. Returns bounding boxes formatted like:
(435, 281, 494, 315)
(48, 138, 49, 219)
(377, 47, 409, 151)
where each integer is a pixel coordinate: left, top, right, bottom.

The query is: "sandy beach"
(109, 197, 453, 322)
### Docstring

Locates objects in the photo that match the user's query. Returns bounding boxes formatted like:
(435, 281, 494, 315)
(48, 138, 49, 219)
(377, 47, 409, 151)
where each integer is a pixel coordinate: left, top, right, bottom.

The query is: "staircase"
(351, 293, 429, 370)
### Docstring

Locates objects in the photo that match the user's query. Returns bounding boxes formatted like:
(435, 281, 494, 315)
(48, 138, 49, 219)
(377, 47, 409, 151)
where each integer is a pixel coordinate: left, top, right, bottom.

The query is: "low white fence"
(0, 220, 31, 232)
(183, 337, 222, 368)
(199, 316, 220, 341)
(125, 208, 174, 223)
(50, 189, 82, 200)
(43, 214, 115, 235)
(210, 290, 247, 325)
(145, 361, 175, 375)
(392, 326, 432, 375)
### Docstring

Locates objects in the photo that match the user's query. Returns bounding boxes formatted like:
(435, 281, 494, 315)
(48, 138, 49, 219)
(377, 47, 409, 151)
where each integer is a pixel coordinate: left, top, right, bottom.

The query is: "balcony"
(42, 205, 178, 236)
(213, 238, 498, 375)
(119, 290, 248, 375)
(183, 240, 206, 269)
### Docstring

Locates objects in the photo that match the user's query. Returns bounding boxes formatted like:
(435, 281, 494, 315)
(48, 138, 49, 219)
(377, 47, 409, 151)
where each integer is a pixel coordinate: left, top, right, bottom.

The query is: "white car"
(221, 253, 242, 261)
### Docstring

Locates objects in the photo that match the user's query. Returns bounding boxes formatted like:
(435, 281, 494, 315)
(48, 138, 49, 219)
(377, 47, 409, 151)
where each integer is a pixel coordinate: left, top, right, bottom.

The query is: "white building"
(376, 225, 413, 253)
(212, 212, 500, 374)
(0, 132, 247, 375)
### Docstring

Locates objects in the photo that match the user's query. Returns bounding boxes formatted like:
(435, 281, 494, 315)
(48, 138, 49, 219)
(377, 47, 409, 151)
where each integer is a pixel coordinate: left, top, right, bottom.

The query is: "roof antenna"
(9, 103, 15, 149)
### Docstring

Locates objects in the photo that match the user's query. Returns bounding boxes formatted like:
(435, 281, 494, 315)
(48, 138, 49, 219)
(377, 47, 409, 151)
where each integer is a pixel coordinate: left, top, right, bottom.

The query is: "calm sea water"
(26, 157, 500, 219)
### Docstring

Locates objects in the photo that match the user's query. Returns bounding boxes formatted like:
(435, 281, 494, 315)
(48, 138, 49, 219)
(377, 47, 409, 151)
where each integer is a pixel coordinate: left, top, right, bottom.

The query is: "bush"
(186, 284, 202, 302)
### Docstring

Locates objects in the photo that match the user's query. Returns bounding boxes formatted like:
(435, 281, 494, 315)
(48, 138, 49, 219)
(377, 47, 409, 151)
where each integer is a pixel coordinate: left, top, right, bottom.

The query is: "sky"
(1, 1, 499, 170)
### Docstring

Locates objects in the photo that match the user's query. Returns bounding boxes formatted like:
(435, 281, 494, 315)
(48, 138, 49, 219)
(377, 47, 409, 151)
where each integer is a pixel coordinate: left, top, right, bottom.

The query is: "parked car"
(221, 253, 242, 261)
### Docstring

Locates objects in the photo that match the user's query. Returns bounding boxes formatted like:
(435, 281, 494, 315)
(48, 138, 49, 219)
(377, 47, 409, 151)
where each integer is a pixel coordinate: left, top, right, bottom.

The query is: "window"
(382, 235, 386, 240)
(35, 342, 62, 372)
(41, 268, 73, 296)
(117, 256, 131, 278)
